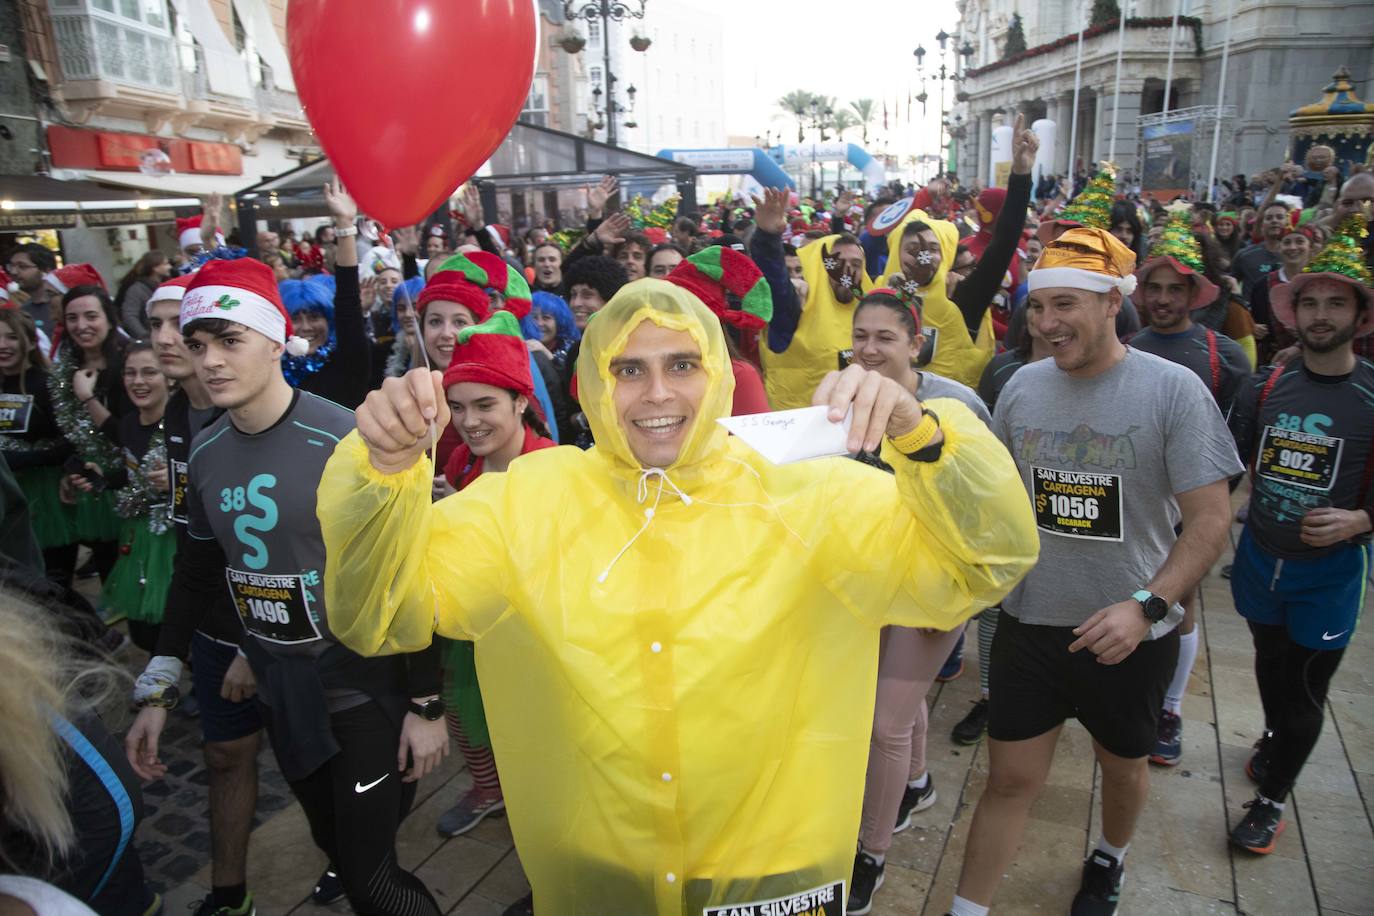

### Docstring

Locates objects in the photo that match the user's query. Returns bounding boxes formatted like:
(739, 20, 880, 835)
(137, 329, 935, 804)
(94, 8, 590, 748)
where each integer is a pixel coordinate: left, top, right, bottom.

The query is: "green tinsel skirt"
(14, 464, 78, 549)
(100, 518, 176, 623)
(441, 637, 490, 748)
(72, 487, 122, 543)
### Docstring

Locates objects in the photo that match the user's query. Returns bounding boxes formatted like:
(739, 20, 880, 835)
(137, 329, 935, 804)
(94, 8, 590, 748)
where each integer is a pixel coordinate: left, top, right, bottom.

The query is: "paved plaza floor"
(103, 502, 1374, 916)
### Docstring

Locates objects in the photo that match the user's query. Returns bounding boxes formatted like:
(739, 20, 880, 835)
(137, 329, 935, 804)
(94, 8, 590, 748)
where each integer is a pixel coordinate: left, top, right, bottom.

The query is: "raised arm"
(749, 188, 802, 353)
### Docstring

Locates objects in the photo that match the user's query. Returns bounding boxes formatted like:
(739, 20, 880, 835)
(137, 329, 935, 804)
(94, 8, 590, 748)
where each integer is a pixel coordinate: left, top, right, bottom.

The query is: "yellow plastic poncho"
(759, 234, 874, 410)
(884, 210, 996, 388)
(318, 278, 1037, 915)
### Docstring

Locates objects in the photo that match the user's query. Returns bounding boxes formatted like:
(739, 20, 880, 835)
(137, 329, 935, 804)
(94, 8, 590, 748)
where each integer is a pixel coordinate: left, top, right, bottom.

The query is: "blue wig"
(528, 291, 581, 344)
(391, 276, 425, 333)
(279, 277, 335, 330)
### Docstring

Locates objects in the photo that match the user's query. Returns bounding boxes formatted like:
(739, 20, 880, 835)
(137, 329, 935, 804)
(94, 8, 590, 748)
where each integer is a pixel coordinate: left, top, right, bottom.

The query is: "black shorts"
(987, 611, 1179, 759)
(192, 631, 263, 744)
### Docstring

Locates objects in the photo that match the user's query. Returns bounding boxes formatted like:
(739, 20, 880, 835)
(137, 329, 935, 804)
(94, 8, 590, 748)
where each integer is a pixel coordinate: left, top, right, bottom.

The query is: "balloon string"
(398, 279, 437, 467)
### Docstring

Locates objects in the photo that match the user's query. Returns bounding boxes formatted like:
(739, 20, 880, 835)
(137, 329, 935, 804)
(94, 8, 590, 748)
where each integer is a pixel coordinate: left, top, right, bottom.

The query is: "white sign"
(718, 406, 853, 465)
(669, 150, 755, 172)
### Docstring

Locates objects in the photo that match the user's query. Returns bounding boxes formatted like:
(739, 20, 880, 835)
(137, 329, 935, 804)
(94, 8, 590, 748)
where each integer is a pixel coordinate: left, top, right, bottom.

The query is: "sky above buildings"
(717, 0, 963, 159)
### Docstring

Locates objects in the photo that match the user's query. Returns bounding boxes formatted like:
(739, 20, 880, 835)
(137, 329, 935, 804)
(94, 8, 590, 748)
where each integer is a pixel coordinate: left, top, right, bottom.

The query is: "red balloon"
(287, 0, 536, 228)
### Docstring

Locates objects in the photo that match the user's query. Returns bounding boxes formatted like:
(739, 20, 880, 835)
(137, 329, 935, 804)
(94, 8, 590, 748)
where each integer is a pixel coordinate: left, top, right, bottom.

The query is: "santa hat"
(46, 263, 107, 295)
(145, 273, 196, 315)
(665, 245, 773, 331)
(0, 268, 12, 304)
(1132, 209, 1219, 311)
(1029, 227, 1138, 296)
(441, 311, 539, 411)
(430, 251, 531, 318)
(176, 215, 224, 251)
(180, 258, 310, 355)
(1271, 214, 1374, 337)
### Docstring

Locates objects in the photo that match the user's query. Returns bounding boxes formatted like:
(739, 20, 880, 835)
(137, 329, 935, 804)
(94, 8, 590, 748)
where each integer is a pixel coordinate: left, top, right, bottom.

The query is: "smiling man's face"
(610, 320, 708, 468)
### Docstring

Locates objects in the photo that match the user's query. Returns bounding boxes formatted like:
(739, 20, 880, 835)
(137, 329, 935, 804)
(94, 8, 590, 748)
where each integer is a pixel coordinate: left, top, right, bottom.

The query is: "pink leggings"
(858, 623, 966, 853)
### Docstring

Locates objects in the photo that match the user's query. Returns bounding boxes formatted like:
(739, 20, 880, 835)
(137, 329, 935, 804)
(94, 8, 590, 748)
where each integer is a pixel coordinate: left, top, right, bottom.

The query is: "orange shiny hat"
(1028, 227, 1138, 296)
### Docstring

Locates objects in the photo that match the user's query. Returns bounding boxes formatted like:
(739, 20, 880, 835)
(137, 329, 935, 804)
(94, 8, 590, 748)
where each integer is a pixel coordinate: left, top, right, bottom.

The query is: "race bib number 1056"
(1032, 465, 1123, 541)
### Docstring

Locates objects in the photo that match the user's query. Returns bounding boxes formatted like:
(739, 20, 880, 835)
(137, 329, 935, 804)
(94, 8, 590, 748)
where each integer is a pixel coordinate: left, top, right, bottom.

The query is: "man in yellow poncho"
(317, 278, 1039, 915)
(753, 194, 874, 409)
(880, 115, 1040, 389)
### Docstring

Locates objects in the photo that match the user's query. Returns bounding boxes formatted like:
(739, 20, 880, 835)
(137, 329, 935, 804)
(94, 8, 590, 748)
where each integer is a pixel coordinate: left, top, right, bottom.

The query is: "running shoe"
(1230, 796, 1285, 854)
(437, 790, 506, 838)
(935, 634, 965, 683)
(1245, 731, 1274, 784)
(1149, 710, 1183, 766)
(191, 892, 254, 916)
(1069, 850, 1123, 916)
(312, 866, 343, 905)
(951, 698, 990, 745)
(893, 777, 937, 833)
(846, 849, 885, 915)
(501, 894, 534, 915)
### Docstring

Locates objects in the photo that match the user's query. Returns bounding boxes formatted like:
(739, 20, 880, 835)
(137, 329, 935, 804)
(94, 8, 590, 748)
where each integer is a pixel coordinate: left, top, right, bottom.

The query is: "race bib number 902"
(1257, 425, 1341, 492)
(1032, 465, 1123, 541)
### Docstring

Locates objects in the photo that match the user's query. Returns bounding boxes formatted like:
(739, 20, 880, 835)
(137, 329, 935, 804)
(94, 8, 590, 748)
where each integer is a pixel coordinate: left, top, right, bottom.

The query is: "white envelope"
(717, 406, 854, 464)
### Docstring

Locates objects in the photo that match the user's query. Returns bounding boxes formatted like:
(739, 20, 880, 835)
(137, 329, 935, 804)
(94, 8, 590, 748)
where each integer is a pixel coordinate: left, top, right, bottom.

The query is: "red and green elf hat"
(664, 245, 773, 331)
(432, 251, 533, 319)
(440, 310, 540, 411)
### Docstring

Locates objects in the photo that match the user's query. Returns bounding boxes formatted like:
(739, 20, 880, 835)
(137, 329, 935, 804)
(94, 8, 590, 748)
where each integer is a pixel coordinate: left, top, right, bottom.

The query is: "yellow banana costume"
(760, 234, 874, 409)
(318, 279, 1037, 915)
(884, 210, 996, 387)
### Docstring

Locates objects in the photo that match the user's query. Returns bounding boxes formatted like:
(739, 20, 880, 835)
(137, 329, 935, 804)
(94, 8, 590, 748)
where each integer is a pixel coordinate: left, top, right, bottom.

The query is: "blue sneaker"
(1149, 710, 1182, 766)
(935, 633, 965, 683)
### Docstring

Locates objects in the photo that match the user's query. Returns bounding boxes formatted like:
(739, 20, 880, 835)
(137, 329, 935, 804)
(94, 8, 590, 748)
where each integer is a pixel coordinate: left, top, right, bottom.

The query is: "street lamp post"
(562, 0, 647, 147)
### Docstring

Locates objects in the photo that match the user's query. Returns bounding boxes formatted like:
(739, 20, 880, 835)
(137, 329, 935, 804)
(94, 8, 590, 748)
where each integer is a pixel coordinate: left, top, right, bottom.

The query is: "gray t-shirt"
(187, 391, 355, 659)
(993, 349, 1243, 633)
(916, 371, 993, 426)
(1230, 358, 1374, 559)
(1129, 324, 1250, 417)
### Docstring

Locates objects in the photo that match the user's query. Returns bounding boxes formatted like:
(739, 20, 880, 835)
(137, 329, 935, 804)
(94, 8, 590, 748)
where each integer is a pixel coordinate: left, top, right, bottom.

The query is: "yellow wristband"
(890, 411, 939, 455)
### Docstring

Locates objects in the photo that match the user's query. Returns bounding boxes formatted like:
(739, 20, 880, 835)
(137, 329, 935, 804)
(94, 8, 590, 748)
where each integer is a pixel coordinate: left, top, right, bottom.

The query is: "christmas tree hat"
(1270, 213, 1373, 336)
(1037, 163, 1117, 243)
(1133, 204, 1219, 310)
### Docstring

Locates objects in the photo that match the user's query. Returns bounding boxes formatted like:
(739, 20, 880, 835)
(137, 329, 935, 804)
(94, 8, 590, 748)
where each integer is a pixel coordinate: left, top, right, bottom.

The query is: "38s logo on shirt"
(218, 473, 279, 570)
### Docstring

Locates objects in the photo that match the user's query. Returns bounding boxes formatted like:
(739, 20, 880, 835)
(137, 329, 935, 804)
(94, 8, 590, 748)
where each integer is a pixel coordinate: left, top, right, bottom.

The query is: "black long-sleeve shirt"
(296, 265, 371, 410)
(949, 171, 1032, 339)
(0, 367, 71, 470)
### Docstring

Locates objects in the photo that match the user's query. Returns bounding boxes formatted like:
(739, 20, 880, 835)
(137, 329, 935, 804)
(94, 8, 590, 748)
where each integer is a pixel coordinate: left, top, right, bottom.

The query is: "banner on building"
(1141, 120, 1194, 201)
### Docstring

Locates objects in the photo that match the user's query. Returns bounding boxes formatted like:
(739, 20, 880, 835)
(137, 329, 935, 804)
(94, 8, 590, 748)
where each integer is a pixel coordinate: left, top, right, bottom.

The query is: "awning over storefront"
(234, 122, 698, 230)
(53, 168, 254, 199)
(0, 174, 202, 231)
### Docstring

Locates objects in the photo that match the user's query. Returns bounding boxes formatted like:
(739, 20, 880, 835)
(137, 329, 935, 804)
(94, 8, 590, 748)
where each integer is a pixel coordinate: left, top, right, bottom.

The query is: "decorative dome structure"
(1289, 66, 1374, 170)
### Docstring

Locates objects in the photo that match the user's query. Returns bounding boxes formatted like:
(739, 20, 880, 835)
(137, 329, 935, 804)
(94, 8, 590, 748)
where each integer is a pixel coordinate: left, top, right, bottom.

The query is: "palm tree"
(831, 110, 860, 141)
(777, 90, 817, 143)
(849, 99, 876, 145)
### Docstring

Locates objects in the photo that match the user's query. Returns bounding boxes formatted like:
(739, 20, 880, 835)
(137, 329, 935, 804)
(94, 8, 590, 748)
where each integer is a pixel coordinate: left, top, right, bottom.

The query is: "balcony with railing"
(49, 0, 181, 116)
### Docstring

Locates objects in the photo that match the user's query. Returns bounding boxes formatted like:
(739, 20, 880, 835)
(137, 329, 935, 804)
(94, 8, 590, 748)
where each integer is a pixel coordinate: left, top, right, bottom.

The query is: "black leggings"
(280, 701, 440, 916)
(1249, 620, 1346, 802)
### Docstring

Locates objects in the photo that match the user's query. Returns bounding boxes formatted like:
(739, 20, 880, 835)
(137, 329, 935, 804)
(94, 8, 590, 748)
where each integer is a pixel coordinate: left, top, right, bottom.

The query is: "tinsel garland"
(281, 340, 336, 387)
(49, 346, 123, 474)
(0, 435, 65, 457)
(548, 228, 586, 254)
(114, 428, 171, 535)
(1148, 209, 1206, 272)
(1304, 213, 1371, 284)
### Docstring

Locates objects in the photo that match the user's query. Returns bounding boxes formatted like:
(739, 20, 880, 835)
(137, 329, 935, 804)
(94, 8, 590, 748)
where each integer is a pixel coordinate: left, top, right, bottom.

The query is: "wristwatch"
(408, 696, 445, 721)
(1132, 589, 1170, 624)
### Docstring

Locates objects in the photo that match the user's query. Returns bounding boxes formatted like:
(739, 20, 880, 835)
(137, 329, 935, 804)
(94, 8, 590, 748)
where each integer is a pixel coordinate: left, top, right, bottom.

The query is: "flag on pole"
(883, 99, 888, 131)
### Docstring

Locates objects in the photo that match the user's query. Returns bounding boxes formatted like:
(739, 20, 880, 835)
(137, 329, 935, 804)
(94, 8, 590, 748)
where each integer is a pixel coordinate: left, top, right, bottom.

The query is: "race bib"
(1032, 465, 1123, 541)
(225, 568, 321, 644)
(703, 880, 845, 916)
(1257, 426, 1341, 492)
(169, 458, 190, 525)
(0, 393, 34, 434)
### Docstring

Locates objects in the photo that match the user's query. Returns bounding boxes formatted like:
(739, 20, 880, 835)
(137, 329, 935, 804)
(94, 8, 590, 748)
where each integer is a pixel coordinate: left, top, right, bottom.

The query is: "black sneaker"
(1149, 710, 1183, 766)
(1245, 731, 1273, 784)
(1230, 796, 1285, 854)
(1070, 850, 1124, 916)
(951, 698, 989, 745)
(846, 850, 885, 915)
(312, 866, 344, 905)
(893, 777, 937, 833)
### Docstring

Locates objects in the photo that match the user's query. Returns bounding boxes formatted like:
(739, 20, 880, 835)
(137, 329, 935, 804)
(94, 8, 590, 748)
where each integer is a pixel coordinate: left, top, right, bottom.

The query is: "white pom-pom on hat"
(285, 336, 310, 356)
(1117, 275, 1138, 296)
